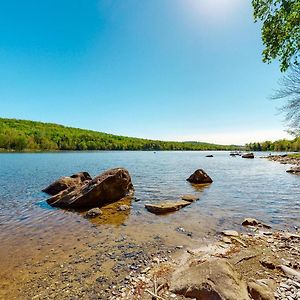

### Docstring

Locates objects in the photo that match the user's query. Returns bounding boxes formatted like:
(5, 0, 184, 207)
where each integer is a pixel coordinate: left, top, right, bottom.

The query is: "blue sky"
(0, 0, 292, 144)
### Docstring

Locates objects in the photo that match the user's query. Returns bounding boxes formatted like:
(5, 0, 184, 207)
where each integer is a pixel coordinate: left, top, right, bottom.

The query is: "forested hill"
(0, 118, 239, 151)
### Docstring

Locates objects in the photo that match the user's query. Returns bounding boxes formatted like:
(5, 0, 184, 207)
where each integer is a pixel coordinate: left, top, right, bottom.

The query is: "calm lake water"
(0, 151, 299, 242)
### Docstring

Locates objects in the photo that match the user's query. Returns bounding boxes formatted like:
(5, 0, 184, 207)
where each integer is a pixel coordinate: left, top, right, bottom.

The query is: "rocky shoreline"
(109, 221, 300, 300)
(5, 218, 297, 300)
(266, 154, 300, 166)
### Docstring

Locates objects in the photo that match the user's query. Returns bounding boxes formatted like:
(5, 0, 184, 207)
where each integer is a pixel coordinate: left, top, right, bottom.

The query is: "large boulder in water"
(186, 169, 213, 184)
(42, 172, 92, 195)
(47, 168, 134, 209)
(242, 153, 254, 159)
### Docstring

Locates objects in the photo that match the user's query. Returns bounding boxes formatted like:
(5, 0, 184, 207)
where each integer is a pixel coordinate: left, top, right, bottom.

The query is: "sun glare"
(184, 0, 244, 25)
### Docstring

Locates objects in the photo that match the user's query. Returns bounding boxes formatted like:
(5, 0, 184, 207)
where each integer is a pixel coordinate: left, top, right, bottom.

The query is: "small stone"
(85, 208, 103, 218)
(222, 230, 239, 237)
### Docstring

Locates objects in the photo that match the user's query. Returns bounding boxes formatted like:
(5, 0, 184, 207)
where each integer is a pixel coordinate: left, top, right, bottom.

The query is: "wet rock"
(242, 218, 271, 229)
(47, 168, 134, 209)
(145, 201, 191, 214)
(286, 166, 300, 174)
(85, 208, 103, 218)
(242, 153, 254, 159)
(117, 205, 130, 211)
(181, 195, 199, 202)
(43, 172, 92, 195)
(248, 280, 275, 300)
(206, 155, 214, 157)
(186, 169, 213, 184)
(170, 258, 251, 300)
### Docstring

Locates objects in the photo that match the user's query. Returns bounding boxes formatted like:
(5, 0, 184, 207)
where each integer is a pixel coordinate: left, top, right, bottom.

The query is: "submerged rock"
(170, 258, 251, 300)
(186, 169, 213, 184)
(242, 153, 254, 159)
(85, 207, 103, 218)
(42, 172, 92, 195)
(47, 168, 134, 209)
(181, 194, 199, 202)
(145, 201, 191, 214)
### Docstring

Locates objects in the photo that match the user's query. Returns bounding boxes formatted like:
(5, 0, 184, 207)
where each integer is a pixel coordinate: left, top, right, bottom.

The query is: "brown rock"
(42, 172, 92, 195)
(260, 258, 276, 270)
(170, 258, 251, 300)
(248, 280, 275, 300)
(181, 195, 199, 202)
(242, 153, 254, 159)
(145, 201, 191, 214)
(186, 169, 213, 184)
(242, 218, 271, 229)
(47, 168, 134, 209)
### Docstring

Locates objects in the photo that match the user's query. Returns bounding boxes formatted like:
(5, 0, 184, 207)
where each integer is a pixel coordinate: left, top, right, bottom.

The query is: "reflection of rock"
(242, 153, 254, 159)
(145, 201, 191, 214)
(186, 169, 213, 184)
(47, 168, 134, 209)
(42, 172, 92, 195)
(170, 258, 251, 300)
(85, 207, 103, 218)
(181, 195, 199, 202)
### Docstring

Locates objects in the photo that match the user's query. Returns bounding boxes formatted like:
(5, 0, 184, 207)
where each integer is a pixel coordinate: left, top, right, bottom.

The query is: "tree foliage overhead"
(0, 118, 239, 152)
(252, 0, 300, 71)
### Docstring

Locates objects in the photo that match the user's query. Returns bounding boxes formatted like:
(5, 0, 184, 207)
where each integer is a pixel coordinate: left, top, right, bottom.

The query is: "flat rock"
(181, 195, 199, 202)
(170, 258, 251, 300)
(145, 201, 191, 214)
(222, 230, 239, 237)
(186, 169, 213, 184)
(47, 168, 134, 209)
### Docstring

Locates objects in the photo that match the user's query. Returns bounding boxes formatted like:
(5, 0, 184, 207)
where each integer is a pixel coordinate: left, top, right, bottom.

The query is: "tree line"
(0, 118, 239, 152)
(246, 137, 300, 152)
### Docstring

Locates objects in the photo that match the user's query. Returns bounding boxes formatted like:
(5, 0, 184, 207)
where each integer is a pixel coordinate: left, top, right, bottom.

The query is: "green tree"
(252, 0, 300, 72)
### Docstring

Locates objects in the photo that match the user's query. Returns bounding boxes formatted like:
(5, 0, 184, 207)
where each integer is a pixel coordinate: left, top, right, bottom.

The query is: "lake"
(0, 151, 299, 298)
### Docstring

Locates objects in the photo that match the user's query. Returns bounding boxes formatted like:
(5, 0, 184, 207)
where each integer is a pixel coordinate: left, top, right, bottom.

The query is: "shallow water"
(0, 151, 299, 298)
(0, 151, 299, 236)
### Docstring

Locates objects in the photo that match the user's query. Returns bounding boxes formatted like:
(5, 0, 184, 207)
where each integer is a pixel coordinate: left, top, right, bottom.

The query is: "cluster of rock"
(266, 154, 300, 174)
(145, 169, 212, 214)
(115, 218, 300, 300)
(43, 168, 134, 209)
